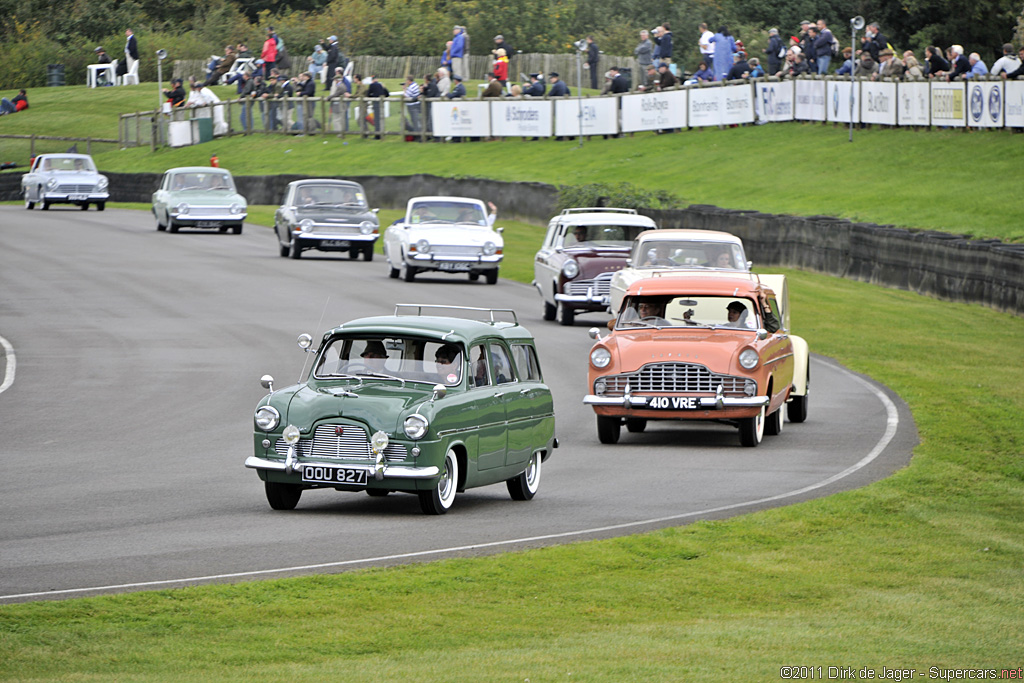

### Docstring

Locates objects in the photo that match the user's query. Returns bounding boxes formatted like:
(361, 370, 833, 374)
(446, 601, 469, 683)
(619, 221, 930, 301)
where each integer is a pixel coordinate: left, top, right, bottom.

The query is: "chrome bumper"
(555, 292, 610, 306)
(44, 192, 109, 201)
(174, 213, 247, 222)
(411, 254, 503, 264)
(298, 232, 378, 243)
(245, 455, 439, 479)
(583, 394, 769, 409)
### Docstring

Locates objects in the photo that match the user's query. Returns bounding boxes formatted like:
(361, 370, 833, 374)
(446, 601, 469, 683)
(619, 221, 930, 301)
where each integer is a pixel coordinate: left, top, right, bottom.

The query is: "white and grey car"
(21, 153, 109, 211)
(383, 196, 503, 284)
(152, 166, 247, 234)
(274, 179, 379, 260)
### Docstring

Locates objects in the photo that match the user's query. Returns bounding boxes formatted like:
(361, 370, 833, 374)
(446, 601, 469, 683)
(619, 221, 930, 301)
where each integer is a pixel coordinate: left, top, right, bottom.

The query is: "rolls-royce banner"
(430, 101, 491, 137)
(720, 84, 755, 125)
(860, 81, 897, 126)
(554, 98, 619, 136)
(620, 90, 687, 132)
(966, 81, 1003, 128)
(795, 80, 827, 121)
(897, 81, 930, 126)
(688, 86, 723, 127)
(930, 81, 965, 128)
(489, 100, 553, 137)
(826, 80, 859, 123)
(1005, 81, 1024, 127)
(753, 80, 795, 123)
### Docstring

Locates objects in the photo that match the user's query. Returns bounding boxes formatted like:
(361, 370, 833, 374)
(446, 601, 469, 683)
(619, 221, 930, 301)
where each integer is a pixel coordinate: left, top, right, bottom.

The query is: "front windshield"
(170, 172, 236, 192)
(314, 336, 464, 386)
(632, 240, 747, 270)
(565, 224, 648, 247)
(41, 157, 97, 173)
(293, 184, 367, 208)
(409, 201, 487, 225)
(617, 295, 758, 330)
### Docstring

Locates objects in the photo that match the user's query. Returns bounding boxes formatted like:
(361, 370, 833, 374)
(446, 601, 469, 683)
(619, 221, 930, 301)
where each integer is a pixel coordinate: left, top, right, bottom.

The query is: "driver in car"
(359, 340, 388, 371)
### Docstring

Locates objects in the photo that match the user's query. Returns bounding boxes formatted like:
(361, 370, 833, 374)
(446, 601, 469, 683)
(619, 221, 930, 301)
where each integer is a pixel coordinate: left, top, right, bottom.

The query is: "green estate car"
(246, 305, 558, 514)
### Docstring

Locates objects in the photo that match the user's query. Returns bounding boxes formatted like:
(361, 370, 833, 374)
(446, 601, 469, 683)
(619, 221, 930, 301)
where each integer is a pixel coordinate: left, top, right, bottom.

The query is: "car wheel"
(348, 248, 359, 260)
(419, 448, 459, 514)
(80, 203, 89, 211)
(788, 371, 809, 423)
(278, 240, 289, 257)
(389, 263, 399, 278)
(558, 302, 575, 326)
(468, 271, 480, 281)
(218, 225, 229, 233)
(765, 406, 784, 436)
(739, 405, 766, 447)
(289, 237, 302, 259)
(41, 201, 50, 211)
(403, 264, 416, 282)
(485, 269, 498, 285)
(597, 415, 621, 444)
(506, 451, 542, 501)
(542, 300, 556, 321)
(96, 202, 105, 211)
(232, 224, 243, 235)
(264, 481, 302, 510)
(24, 194, 35, 210)
(626, 418, 647, 433)
(362, 245, 374, 261)
(365, 489, 390, 497)
(168, 219, 179, 233)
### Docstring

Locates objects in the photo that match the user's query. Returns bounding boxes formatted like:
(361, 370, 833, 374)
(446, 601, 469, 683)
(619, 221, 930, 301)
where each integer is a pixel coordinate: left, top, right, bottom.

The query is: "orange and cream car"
(583, 274, 803, 447)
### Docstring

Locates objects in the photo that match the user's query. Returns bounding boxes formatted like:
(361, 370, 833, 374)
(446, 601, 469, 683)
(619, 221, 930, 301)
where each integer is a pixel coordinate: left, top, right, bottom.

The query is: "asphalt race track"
(0, 206, 917, 602)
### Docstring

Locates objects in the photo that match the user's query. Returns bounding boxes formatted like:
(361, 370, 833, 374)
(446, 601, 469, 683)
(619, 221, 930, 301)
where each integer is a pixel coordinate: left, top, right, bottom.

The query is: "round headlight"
(282, 424, 301, 444)
(230, 203, 244, 215)
(299, 218, 314, 232)
(297, 333, 313, 350)
(562, 259, 580, 279)
(594, 378, 607, 395)
(403, 414, 429, 440)
(482, 241, 497, 256)
(359, 220, 375, 235)
(371, 430, 390, 453)
(590, 347, 611, 369)
(175, 202, 189, 215)
(416, 238, 430, 254)
(47, 178, 58, 190)
(98, 177, 109, 190)
(739, 348, 760, 370)
(254, 405, 280, 431)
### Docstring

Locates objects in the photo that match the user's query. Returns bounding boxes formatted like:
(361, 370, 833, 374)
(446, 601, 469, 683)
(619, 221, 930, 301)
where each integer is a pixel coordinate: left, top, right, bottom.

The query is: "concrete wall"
(2, 171, 1020, 315)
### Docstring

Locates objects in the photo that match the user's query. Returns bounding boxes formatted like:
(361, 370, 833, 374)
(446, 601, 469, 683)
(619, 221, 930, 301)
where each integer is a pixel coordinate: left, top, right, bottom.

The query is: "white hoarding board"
(620, 90, 687, 132)
(826, 80, 859, 123)
(688, 86, 723, 127)
(897, 81, 930, 126)
(753, 80, 795, 123)
(966, 81, 1003, 128)
(860, 81, 897, 125)
(794, 80, 826, 121)
(930, 81, 965, 128)
(720, 83, 755, 125)
(490, 100, 553, 137)
(554, 98, 618, 137)
(1005, 81, 1024, 127)
(430, 101, 491, 137)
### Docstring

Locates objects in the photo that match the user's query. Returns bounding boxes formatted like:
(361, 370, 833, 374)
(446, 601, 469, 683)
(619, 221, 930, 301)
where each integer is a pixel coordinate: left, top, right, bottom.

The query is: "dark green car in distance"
(247, 305, 557, 514)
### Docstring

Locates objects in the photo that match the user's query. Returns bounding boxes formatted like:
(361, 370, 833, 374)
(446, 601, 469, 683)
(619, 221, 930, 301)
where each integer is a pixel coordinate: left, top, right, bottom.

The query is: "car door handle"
(494, 392, 502, 398)
(519, 388, 531, 395)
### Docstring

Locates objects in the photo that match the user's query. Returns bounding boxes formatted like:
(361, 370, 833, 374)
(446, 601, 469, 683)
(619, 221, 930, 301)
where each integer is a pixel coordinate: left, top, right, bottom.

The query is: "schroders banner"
(930, 81, 965, 128)
(860, 81, 897, 125)
(1005, 81, 1024, 127)
(753, 81, 795, 123)
(554, 98, 618, 136)
(966, 81, 1003, 128)
(620, 90, 687, 132)
(794, 80, 826, 121)
(897, 81, 930, 126)
(430, 101, 491, 137)
(490, 100, 553, 137)
(826, 80, 859, 123)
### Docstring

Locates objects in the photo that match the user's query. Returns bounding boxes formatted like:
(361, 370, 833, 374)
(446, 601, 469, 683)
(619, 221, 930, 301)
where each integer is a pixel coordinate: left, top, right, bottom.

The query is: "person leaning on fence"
(436, 67, 451, 97)
(835, 48, 854, 76)
(524, 73, 545, 97)
(365, 75, 389, 138)
(328, 67, 348, 132)
(873, 49, 904, 80)
(990, 44, 1021, 77)
(481, 72, 503, 98)
(547, 72, 569, 96)
(162, 77, 186, 107)
(403, 75, 422, 135)
(853, 52, 876, 79)
(447, 74, 466, 99)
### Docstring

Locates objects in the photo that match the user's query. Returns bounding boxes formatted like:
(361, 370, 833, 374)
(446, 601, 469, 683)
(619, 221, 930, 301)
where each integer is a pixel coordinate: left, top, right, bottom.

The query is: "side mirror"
(260, 374, 275, 391)
(372, 207, 380, 214)
(496, 226, 504, 234)
(431, 384, 447, 401)
(756, 329, 768, 340)
(625, 258, 633, 266)
(297, 333, 313, 350)
(588, 327, 603, 341)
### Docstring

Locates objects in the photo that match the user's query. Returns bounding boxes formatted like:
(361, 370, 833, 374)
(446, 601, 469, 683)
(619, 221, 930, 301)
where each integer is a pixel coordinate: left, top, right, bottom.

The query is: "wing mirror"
(260, 374, 275, 391)
(297, 333, 313, 351)
(588, 327, 604, 341)
(431, 384, 447, 401)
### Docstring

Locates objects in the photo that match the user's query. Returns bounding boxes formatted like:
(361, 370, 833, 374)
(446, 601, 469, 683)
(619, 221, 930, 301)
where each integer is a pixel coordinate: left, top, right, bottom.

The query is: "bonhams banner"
(930, 81, 965, 128)
(554, 98, 618, 136)
(620, 90, 687, 132)
(688, 86, 723, 127)
(490, 100, 553, 137)
(753, 80, 795, 123)
(720, 84, 755, 125)
(430, 101, 491, 137)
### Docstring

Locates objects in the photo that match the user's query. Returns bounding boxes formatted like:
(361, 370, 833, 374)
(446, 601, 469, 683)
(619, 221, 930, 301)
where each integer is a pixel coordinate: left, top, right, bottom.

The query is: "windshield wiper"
(356, 371, 407, 387)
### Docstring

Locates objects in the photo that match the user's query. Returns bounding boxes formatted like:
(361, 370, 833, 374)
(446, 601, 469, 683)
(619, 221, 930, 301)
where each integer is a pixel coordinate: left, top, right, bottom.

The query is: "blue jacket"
(451, 31, 465, 59)
(548, 80, 569, 96)
(654, 31, 673, 59)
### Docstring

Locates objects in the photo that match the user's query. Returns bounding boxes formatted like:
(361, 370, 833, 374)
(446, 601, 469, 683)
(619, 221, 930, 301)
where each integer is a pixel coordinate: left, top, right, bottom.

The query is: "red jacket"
(262, 37, 278, 63)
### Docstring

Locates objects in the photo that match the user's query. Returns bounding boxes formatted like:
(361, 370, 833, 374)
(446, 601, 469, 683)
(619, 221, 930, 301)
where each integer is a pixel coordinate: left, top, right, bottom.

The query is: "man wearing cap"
(585, 36, 600, 89)
(764, 28, 784, 75)
(451, 26, 466, 80)
(92, 47, 113, 85)
(524, 73, 545, 97)
(481, 71, 503, 98)
(447, 74, 466, 99)
(162, 77, 186, 107)
(325, 35, 340, 90)
(260, 73, 283, 130)
(873, 48, 904, 80)
(547, 72, 569, 97)
(492, 34, 512, 62)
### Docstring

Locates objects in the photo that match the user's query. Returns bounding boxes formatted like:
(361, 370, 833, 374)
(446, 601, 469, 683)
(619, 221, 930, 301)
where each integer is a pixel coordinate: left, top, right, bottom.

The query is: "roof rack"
(394, 304, 519, 326)
(560, 207, 638, 215)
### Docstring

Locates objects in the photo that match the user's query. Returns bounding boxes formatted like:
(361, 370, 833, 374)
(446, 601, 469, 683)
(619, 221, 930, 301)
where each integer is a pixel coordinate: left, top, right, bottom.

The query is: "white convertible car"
(383, 196, 504, 284)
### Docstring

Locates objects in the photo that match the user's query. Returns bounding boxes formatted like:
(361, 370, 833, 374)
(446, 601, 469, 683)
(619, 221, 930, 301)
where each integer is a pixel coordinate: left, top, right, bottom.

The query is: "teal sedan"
(152, 166, 247, 234)
(247, 305, 557, 514)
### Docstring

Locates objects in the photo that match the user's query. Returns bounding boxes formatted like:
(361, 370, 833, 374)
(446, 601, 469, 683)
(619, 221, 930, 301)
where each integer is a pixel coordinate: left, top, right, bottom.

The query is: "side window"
(543, 221, 559, 248)
(470, 344, 490, 387)
(510, 344, 542, 382)
(489, 342, 515, 385)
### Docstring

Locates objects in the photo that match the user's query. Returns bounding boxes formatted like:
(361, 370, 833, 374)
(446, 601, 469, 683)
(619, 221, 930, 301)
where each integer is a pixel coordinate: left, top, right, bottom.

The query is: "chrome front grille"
(311, 222, 358, 234)
(56, 183, 97, 193)
(433, 245, 482, 257)
(275, 423, 407, 462)
(598, 362, 755, 396)
(565, 272, 614, 297)
(186, 206, 235, 218)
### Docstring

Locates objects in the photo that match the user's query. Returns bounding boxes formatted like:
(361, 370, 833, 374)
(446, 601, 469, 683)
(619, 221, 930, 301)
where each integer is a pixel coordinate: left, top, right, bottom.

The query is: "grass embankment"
(2, 84, 1023, 242)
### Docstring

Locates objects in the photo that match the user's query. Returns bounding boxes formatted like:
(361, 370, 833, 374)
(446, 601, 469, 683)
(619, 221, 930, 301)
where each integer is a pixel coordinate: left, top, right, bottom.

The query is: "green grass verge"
(2, 84, 1023, 242)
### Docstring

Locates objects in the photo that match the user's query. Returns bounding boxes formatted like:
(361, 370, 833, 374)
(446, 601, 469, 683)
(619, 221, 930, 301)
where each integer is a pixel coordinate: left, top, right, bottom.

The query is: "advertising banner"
(1005, 81, 1024, 127)
(490, 100, 553, 137)
(430, 101, 491, 137)
(753, 80, 795, 123)
(860, 81, 897, 125)
(554, 98, 619, 137)
(688, 86, 723, 127)
(826, 80, 859, 123)
(930, 81, 965, 128)
(621, 90, 687, 132)
(794, 80, 826, 121)
(897, 81, 930, 126)
(966, 81, 1003, 128)
(720, 83, 755, 125)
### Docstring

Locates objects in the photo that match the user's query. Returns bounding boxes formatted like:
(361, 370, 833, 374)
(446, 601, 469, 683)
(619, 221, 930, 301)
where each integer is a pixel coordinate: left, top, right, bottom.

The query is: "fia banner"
(688, 86, 723, 127)
(794, 80, 827, 121)
(930, 81, 965, 128)
(860, 81, 897, 125)
(1005, 81, 1024, 127)
(490, 100, 553, 137)
(753, 80, 795, 123)
(431, 101, 491, 137)
(554, 98, 619, 136)
(620, 90, 687, 132)
(966, 81, 1003, 128)
(720, 83, 755, 125)
(897, 82, 930, 126)
(826, 80, 859, 123)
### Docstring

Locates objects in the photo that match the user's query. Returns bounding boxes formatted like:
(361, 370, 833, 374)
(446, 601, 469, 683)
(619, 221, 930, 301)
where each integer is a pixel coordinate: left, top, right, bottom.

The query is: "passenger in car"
(725, 301, 754, 329)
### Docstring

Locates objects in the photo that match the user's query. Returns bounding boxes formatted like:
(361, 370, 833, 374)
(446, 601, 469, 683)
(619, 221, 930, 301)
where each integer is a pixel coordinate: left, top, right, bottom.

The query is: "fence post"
(87, 137, 92, 155)
(136, 112, 141, 148)
(30, 134, 35, 157)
